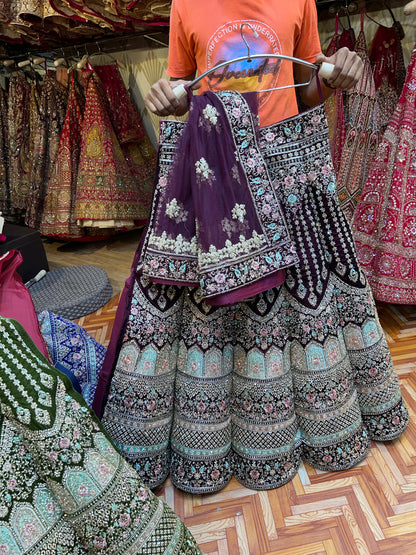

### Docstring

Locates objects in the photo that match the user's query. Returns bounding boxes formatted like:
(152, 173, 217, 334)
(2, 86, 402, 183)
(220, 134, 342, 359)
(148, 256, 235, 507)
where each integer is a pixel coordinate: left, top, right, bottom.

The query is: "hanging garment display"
(0, 85, 9, 215)
(0, 316, 202, 554)
(7, 72, 32, 211)
(323, 15, 355, 176)
(74, 69, 150, 228)
(25, 71, 68, 229)
(94, 63, 155, 224)
(39, 72, 85, 239)
(335, 12, 379, 222)
(352, 46, 416, 304)
(369, 19, 406, 133)
(93, 91, 408, 495)
(93, 63, 147, 145)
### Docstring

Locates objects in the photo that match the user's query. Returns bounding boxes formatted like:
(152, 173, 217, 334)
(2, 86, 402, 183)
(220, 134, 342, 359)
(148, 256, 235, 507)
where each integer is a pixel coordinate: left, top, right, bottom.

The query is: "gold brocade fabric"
(75, 69, 151, 226)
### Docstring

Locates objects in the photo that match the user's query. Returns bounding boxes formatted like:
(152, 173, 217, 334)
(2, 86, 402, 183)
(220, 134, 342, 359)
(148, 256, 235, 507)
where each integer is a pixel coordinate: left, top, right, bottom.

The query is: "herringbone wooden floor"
(74, 297, 416, 555)
(44, 236, 416, 554)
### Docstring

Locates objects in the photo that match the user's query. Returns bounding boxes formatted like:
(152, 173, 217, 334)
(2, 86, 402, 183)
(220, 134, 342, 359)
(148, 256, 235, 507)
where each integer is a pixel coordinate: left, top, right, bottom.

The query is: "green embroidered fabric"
(0, 316, 201, 554)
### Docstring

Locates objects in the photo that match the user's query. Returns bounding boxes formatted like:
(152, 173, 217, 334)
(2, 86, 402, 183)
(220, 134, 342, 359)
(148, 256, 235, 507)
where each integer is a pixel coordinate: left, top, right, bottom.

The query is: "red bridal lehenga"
(93, 90, 409, 495)
(93, 64, 155, 225)
(74, 68, 153, 229)
(352, 46, 416, 304)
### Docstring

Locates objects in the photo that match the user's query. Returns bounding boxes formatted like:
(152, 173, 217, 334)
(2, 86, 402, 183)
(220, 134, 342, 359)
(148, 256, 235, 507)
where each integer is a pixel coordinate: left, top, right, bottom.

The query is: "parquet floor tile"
(76, 299, 416, 554)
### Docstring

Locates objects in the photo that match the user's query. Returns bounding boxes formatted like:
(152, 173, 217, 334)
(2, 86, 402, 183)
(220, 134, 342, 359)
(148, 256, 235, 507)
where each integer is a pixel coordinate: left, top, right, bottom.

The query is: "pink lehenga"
(352, 46, 416, 304)
(336, 12, 379, 222)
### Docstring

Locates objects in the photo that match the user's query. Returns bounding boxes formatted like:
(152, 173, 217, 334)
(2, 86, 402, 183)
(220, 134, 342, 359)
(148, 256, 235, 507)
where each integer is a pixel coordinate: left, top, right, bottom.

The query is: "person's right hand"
(145, 78, 201, 117)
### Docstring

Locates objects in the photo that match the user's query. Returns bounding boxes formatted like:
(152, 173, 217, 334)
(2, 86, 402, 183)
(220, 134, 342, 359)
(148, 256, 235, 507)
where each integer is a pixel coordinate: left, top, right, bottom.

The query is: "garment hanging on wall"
(25, 71, 68, 229)
(8, 73, 32, 212)
(369, 20, 406, 133)
(336, 11, 379, 222)
(39, 72, 85, 239)
(93, 91, 408, 495)
(94, 63, 146, 145)
(0, 85, 9, 215)
(352, 46, 416, 304)
(93, 63, 155, 225)
(74, 68, 151, 228)
(323, 15, 355, 176)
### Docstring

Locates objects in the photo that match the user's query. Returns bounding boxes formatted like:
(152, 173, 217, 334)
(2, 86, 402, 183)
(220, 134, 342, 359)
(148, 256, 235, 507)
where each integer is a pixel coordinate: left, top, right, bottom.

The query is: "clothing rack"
(316, 0, 410, 20)
(1, 30, 169, 69)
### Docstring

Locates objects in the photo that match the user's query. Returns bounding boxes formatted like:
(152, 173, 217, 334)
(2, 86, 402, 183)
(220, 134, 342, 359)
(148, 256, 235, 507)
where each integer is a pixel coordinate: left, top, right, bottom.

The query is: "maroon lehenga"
(94, 63, 155, 225)
(93, 91, 408, 495)
(369, 20, 406, 134)
(352, 46, 416, 304)
(39, 72, 85, 239)
(335, 12, 379, 222)
(25, 71, 68, 229)
(0, 85, 9, 215)
(8, 73, 32, 212)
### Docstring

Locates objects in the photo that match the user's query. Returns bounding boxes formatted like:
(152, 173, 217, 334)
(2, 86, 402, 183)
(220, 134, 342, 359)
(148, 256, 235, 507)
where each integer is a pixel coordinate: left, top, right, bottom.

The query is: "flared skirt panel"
(99, 105, 408, 494)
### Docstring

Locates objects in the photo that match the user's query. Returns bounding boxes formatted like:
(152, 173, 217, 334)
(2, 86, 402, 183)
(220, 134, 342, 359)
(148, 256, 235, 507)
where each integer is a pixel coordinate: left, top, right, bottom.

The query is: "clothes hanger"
(75, 42, 127, 71)
(173, 23, 334, 100)
(364, 1, 405, 39)
(365, 1, 394, 26)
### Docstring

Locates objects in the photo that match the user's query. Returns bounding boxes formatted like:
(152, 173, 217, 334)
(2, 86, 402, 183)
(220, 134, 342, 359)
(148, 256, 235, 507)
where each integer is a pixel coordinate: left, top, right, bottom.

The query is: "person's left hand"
(315, 47, 364, 91)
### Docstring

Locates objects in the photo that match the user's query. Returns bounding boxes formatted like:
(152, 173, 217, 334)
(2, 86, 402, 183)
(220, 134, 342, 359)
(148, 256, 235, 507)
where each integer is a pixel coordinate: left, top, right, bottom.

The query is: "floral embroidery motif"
(195, 157, 215, 183)
(165, 198, 188, 223)
(231, 203, 246, 223)
(202, 104, 219, 125)
(0, 317, 202, 554)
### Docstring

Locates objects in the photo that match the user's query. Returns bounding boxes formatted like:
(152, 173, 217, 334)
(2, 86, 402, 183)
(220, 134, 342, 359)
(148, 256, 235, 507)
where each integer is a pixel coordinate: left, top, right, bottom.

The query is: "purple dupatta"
(140, 90, 297, 305)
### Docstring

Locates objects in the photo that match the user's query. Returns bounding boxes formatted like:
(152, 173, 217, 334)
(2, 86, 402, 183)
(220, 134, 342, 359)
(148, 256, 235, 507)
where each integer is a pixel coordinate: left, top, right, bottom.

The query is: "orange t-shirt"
(167, 0, 322, 127)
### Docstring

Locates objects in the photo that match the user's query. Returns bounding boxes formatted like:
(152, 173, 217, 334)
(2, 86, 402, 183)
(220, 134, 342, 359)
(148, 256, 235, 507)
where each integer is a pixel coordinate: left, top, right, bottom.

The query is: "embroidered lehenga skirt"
(94, 98, 409, 494)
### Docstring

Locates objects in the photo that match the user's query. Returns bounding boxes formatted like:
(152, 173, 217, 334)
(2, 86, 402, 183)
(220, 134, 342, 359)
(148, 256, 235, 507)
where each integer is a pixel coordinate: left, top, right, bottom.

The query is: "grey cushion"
(29, 266, 113, 320)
